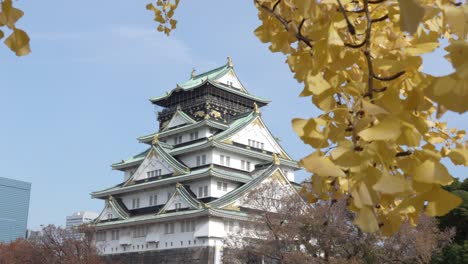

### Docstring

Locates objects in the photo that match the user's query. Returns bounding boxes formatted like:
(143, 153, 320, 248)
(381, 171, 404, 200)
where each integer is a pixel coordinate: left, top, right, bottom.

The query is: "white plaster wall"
(212, 149, 262, 172)
(230, 121, 283, 154)
(178, 150, 213, 168)
(193, 217, 226, 238)
(120, 185, 175, 209)
(280, 166, 296, 182)
(161, 127, 210, 146)
(123, 168, 137, 182)
(210, 178, 240, 198)
(216, 70, 243, 90)
(132, 155, 174, 182)
(96, 217, 221, 255)
(164, 194, 192, 211)
(166, 113, 189, 128)
(186, 178, 211, 198)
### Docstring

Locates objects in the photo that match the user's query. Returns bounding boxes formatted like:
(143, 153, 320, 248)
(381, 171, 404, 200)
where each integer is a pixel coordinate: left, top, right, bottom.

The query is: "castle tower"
(91, 58, 300, 263)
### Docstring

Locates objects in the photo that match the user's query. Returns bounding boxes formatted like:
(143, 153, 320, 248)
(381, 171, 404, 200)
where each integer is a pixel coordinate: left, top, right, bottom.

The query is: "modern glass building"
(0, 177, 31, 243)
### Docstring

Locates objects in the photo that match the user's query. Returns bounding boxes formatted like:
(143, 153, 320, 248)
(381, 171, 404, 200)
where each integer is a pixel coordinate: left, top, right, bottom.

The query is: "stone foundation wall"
(101, 246, 216, 264)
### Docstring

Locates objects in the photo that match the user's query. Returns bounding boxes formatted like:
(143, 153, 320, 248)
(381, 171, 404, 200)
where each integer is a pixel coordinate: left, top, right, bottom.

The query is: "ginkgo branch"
(373, 71, 405, 81)
(368, 0, 386, 4)
(255, 0, 313, 48)
(371, 14, 389, 23)
(345, 39, 366, 48)
(337, 0, 356, 35)
(396, 151, 412, 157)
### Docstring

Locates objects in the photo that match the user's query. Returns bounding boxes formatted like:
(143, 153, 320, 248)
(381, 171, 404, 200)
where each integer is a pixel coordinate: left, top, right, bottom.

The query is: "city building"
(66, 211, 99, 230)
(0, 177, 31, 243)
(91, 58, 300, 263)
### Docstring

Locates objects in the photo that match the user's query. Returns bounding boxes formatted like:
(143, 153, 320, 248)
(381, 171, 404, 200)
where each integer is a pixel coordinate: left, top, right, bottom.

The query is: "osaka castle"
(91, 58, 300, 263)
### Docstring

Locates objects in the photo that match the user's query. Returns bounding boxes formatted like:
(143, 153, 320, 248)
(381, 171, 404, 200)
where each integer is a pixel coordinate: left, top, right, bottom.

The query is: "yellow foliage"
(247, 0, 468, 235)
(0, 0, 30, 56)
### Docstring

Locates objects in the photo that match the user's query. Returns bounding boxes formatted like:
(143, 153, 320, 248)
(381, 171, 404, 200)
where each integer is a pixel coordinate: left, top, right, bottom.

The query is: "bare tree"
(223, 182, 454, 264)
(0, 225, 104, 264)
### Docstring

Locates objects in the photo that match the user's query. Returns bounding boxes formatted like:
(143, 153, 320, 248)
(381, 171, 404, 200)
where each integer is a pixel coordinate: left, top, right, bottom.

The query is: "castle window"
(149, 194, 158, 206)
(248, 139, 264, 149)
(175, 203, 182, 209)
(181, 220, 196, 232)
(164, 222, 175, 234)
(198, 187, 203, 197)
(220, 155, 225, 165)
(217, 182, 228, 191)
(132, 198, 140, 209)
(96, 231, 107, 242)
(196, 155, 207, 166)
(241, 160, 251, 171)
(225, 156, 230, 166)
(147, 169, 161, 178)
(190, 131, 199, 140)
(111, 230, 119, 240)
(174, 135, 183, 144)
(203, 186, 208, 197)
(133, 226, 148, 238)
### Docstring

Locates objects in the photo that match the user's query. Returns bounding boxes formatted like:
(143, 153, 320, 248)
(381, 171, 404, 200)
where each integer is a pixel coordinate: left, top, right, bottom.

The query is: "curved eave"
(137, 120, 229, 144)
(91, 166, 252, 199)
(208, 164, 278, 208)
(152, 144, 189, 174)
(149, 79, 270, 106)
(93, 208, 248, 229)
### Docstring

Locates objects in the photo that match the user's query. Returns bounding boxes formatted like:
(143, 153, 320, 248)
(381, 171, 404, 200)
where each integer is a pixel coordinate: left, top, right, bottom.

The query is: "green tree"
(432, 178, 468, 264)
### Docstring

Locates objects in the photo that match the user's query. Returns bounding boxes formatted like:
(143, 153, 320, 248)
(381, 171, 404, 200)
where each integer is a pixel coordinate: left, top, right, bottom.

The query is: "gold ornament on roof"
(273, 153, 280, 165)
(176, 182, 182, 188)
(152, 134, 159, 145)
(191, 68, 196, 78)
(227, 56, 233, 67)
(253, 102, 259, 114)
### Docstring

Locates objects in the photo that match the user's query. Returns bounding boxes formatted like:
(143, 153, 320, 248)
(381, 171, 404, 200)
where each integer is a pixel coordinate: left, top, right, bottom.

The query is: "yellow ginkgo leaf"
(300, 154, 346, 177)
(398, 0, 425, 34)
(4, 28, 30, 56)
(0, 29, 3, 40)
(358, 117, 401, 141)
(443, 6, 466, 38)
(354, 206, 379, 232)
(425, 187, 462, 216)
(413, 159, 454, 185)
(405, 42, 439, 56)
(292, 118, 307, 137)
(448, 147, 468, 166)
(301, 72, 331, 96)
(361, 100, 388, 115)
(373, 171, 411, 194)
(328, 25, 343, 46)
(352, 181, 375, 208)
(0, 0, 24, 29)
(379, 212, 402, 236)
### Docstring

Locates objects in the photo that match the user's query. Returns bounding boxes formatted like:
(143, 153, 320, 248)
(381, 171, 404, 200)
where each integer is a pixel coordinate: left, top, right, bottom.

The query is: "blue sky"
(0, 0, 466, 230)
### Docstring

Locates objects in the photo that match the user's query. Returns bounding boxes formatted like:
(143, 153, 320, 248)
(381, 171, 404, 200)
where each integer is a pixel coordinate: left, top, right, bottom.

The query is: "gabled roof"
(94, 196, 129, 223)
(213, 111, 293, 160)
(207, 164, 285, 208)
(161, 109, 196, 132)
(149, 62, 270, 105)
(157, 183, 205, 215)
(111, 148, 150, 170)
(121, 144, 189, 187)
